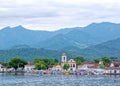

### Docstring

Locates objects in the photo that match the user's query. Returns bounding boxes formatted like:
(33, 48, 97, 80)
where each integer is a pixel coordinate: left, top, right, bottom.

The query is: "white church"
(61, 53, 76, 71)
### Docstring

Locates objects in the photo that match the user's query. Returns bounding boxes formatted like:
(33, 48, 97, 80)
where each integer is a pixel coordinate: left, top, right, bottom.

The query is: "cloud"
(0, 0, 120, 31)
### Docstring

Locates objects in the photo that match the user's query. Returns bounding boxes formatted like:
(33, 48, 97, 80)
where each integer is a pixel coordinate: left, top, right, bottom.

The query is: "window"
(64, 57, 65, 60)
(73, 64, 75, 67)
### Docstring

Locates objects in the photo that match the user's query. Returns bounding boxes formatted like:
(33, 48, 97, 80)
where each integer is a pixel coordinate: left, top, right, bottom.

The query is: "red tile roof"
(88, 64, 99, 68)
(78, 62, 99, 69)
(81, 62, 94, 65)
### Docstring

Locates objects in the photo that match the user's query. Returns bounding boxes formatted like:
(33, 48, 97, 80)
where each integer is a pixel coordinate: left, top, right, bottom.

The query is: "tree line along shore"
(0, 53, 120, 75)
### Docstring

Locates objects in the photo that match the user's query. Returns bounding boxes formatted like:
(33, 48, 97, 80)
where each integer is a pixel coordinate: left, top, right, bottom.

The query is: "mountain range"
(0, 22, 120, 61)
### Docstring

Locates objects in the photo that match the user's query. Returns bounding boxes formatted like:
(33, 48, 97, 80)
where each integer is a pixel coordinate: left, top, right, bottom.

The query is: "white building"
(0, 63, 3, 71)
(105, 62, 120, 75)
(0, 62, 6, 72)
(61, 53, 76, 71)
(77, 62, 105, 75)
(110, 62, 120, 68)
(78, 62, 95, 70)
(52, 65, 62, 71)
(24, 62, 34, 71)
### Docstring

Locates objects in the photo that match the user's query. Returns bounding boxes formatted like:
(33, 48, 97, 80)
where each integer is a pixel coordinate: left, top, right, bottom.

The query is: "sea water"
(0, 74, 120, 86)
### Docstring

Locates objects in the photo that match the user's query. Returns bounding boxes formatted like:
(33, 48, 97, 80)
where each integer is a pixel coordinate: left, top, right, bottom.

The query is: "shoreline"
(0, 71, 120, 76)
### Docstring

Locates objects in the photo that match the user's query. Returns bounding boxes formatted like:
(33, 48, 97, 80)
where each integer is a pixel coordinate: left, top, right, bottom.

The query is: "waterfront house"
(78, 62, 95, 70)
(6, 68, 15, 73)
(88, 64, 105, 75)
(24, 62, 34, 71)
(52, 64, 62, 71)
(61, 53, 76, 71)
(77, 62, 102, 75)
(110, 62, 120, 68)
(0, 62, 6, 72)
(105, 68, 120, 75)
(0, 62, 3, 72)
(105, 62, 120, 75)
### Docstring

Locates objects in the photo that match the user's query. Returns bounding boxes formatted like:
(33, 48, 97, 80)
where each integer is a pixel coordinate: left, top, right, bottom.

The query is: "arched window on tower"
(64, 57, 65, 60)
(73, 64, 75, 67)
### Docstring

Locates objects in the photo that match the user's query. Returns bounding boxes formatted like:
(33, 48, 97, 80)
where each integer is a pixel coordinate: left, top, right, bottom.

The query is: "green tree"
(34, 61, 47, 70)
(73, 56, 86, 65)
(101, 57, 110, 63)
(34, 58, 59, 68)
(101, 57, 110, 67)
(94, 59, 99, 63)
(9, 57, 27, 70)
(63, 64, 70, 70)
(99, 64, 105, 69)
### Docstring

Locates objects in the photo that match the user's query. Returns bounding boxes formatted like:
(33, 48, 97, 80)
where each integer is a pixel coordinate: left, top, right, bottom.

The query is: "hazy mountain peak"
(1, 26, 11, 30)
(12, 25, 26, 30)
(1, 25, 27, 31)
(86, 22, 118, 27)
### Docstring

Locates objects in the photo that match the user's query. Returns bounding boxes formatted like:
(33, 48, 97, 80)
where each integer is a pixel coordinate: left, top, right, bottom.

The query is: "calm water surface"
(0, 74, 120, 86)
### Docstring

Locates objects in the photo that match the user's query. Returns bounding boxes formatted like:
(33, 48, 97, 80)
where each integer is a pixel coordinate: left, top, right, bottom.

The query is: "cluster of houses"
(0, 53, 120, 75)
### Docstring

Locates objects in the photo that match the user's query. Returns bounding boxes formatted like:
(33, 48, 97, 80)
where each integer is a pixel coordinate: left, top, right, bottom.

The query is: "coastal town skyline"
(0, 53, 120, 75)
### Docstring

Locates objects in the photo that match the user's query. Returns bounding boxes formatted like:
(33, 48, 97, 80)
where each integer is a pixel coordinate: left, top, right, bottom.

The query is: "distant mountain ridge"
(1, 22, 120, 61)
(83, 22, 120, 42)
(1, 22, 120, 50)
(0, 26, 54, 49)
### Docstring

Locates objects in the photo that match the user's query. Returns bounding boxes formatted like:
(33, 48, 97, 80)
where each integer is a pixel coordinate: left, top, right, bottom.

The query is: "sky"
(0, 0, 120, 31)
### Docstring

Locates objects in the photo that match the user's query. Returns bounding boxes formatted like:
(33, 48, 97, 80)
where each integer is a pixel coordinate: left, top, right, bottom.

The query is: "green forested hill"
(1, 37, 120, 62)
(76, 38, 120, 59)
(0, 48, 76, 62)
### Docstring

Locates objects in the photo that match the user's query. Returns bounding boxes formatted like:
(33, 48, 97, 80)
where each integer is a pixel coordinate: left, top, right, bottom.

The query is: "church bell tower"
(61, 53, 67, 63)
